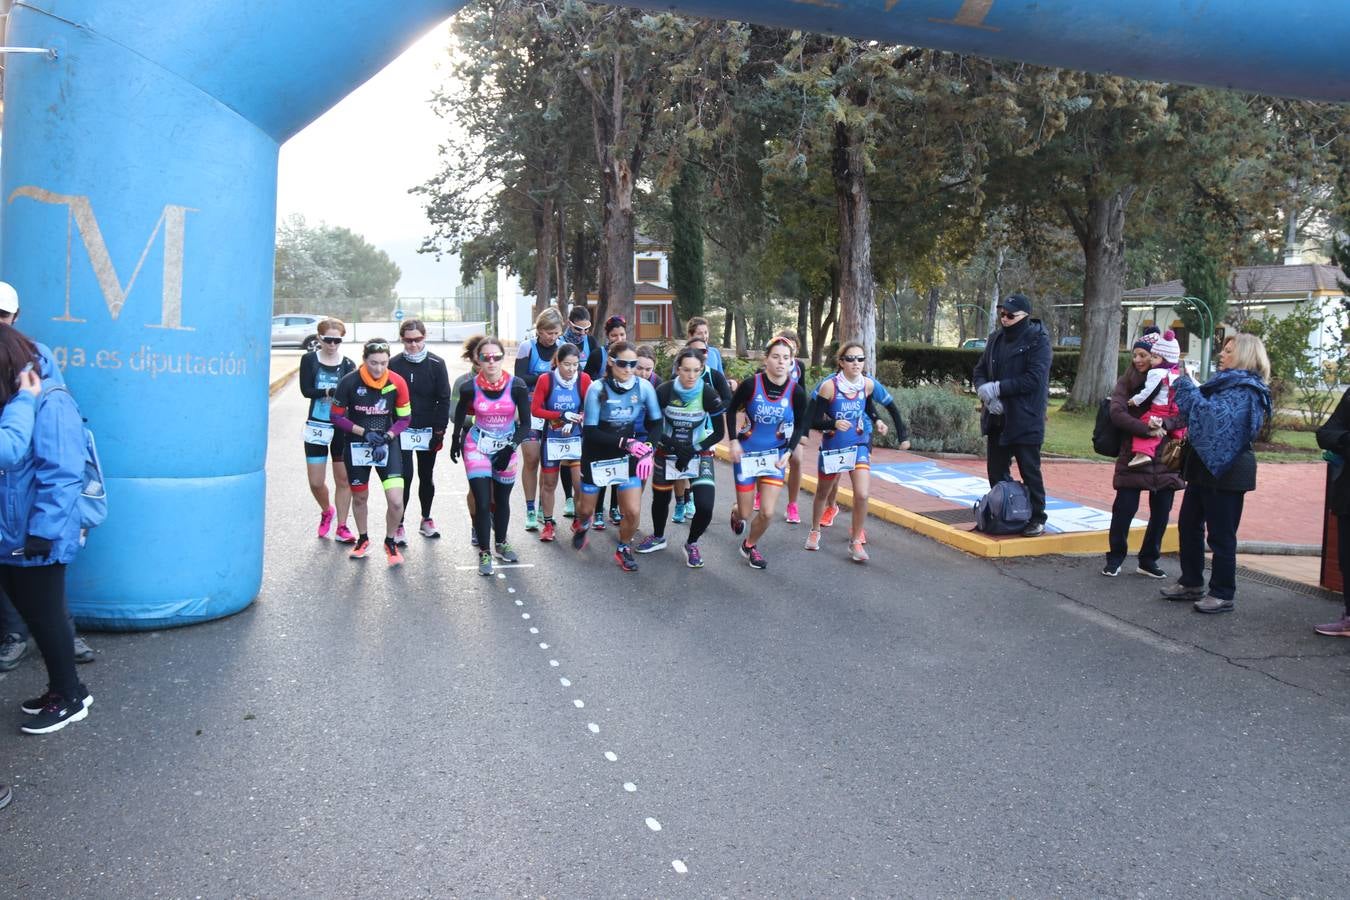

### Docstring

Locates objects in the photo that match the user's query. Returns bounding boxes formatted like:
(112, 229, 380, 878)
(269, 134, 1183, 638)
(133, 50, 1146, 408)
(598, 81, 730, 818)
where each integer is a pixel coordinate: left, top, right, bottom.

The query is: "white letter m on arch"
(8, 186, 196, 330)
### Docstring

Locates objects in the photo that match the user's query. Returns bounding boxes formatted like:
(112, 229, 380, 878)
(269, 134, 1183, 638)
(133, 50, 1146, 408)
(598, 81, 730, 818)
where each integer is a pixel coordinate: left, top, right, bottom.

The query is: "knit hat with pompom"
(1151, 330, 1181, 364)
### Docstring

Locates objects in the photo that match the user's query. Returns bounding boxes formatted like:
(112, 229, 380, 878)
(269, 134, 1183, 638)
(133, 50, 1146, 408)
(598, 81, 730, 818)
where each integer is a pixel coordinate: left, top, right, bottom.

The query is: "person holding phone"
(0, 324, 94, 735)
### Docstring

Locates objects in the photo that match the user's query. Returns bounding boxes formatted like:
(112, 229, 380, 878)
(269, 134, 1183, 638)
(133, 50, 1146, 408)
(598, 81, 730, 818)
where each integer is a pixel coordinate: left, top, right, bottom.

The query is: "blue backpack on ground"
(42, 384, 108, 540)
(973, 477, 1032, 534)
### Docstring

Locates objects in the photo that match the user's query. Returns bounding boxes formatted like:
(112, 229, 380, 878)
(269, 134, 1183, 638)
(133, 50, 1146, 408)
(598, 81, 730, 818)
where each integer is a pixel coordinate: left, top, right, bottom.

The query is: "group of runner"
(299, 311, 910, 574)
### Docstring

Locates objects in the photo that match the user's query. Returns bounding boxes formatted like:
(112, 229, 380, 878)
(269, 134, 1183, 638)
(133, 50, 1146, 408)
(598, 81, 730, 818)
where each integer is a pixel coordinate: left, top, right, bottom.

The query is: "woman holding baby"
(1101, 327, 1188, 580)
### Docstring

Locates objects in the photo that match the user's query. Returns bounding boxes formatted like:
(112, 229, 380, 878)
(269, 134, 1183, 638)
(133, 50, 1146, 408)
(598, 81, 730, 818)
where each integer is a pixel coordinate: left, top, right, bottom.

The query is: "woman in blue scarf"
(1161, 333, 1273, 614)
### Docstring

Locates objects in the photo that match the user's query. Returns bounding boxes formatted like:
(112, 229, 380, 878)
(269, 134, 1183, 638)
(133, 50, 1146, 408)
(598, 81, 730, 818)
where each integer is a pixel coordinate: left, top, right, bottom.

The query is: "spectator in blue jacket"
(0, 281, 95, 670)
(0, 324, 93, 734)
(1161, 333, 1273, 614)
(972, 293, 1053, 536)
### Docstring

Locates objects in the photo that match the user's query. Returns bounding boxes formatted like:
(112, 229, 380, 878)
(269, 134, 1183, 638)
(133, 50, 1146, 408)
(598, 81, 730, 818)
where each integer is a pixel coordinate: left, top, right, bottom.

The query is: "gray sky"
(276, 20, 461, 298)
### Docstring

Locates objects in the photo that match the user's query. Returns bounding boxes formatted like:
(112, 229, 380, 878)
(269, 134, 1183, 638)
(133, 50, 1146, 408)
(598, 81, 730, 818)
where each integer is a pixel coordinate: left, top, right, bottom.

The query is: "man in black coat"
(1314, 389, 1350, 636)
(972, 293, 1053, 536)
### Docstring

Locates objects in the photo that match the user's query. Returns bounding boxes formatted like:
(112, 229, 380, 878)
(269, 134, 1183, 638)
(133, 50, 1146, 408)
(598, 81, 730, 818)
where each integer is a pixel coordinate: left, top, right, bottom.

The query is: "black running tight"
(0, 563, 79, 701)
(400, 448, 438, 520)
(651, 483, 714, 544)
(560, 465, 573, 500)
(469, 478, 514, 549)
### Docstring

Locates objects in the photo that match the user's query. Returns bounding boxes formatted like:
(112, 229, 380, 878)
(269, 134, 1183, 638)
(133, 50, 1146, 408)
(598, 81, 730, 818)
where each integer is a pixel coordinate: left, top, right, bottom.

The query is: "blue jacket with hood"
(0, 342, 86, 566)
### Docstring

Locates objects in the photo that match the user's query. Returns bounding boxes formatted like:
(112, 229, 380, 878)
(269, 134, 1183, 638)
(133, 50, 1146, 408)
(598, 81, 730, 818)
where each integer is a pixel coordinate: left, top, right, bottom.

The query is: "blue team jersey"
(583, 377, 661, 437)
(820, 374, 873, 451)
(741, 373, 797, 452)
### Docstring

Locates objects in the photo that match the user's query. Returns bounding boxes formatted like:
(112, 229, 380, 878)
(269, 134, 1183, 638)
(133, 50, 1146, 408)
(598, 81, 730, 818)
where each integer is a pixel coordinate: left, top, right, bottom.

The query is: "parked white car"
(271, 314, 324, 350)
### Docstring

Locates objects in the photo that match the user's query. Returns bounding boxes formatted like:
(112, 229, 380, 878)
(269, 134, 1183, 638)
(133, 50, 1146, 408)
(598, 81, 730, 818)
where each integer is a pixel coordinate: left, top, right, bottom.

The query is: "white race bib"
(739, 449, 783, 478)
(474, 430, 512, 455)
(590, 457, 629, 487)
(663, 455, 702, 481)
(546, 435, 582, 461)
(400, 427, 434, 451)
(820, 446, 858, 475)
(302, 420, 334, 446)
(349, 442, 384, 468)
(530, 415, 547, 432)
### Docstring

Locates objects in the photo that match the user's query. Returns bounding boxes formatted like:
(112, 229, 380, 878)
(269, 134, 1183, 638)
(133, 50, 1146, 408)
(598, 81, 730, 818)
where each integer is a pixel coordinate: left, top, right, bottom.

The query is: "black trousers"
(0, 563, 79, 701)
(1107, 488, 1176, 568)
(469, 478, 513, 550)
(651, 482, 715, 544)
(400, 448, 439, 521)
(1177, 485, 1245, 602)
(985, 437, 1046, 524)
(1339, 512, 1349, 616)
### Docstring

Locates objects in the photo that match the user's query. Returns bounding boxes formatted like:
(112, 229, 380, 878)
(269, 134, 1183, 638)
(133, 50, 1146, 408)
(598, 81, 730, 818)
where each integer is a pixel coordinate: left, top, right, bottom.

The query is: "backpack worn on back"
(42, 385, 108, 540)
(1092, 378, 1165, 458)
(972, 477, 1032, 534)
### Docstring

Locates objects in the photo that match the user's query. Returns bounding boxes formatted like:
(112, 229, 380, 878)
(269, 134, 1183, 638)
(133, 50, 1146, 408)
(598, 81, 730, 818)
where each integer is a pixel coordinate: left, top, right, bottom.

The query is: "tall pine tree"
(669, 162, 706, 324)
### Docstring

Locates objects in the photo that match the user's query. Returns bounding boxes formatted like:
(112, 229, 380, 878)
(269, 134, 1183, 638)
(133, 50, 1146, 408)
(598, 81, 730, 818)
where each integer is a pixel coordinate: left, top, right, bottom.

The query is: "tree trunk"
(571, 228, 587, 313)
(809, 294, 826, 366)
(1066, 185, 1135, 410)
(833, 121, 877, 367)
(922, 285, 940, 344)
(734, 309, 749, 355)
(988, 243, 1005, 334)
(555, 203, 568, 312)
(531, 195, 555, 318)
(797, 291, 809, 360)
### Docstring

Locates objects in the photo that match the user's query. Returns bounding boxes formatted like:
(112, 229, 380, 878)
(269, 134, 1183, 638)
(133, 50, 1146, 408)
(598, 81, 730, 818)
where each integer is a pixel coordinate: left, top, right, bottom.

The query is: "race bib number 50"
(400, 427, 434, 451)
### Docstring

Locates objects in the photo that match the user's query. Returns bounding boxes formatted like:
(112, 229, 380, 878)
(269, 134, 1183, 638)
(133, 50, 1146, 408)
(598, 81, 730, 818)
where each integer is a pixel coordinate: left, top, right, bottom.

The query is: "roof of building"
(585, 282, 674, 302)
(1124, 263, 1347, 300)
(635, 232, 668, 251)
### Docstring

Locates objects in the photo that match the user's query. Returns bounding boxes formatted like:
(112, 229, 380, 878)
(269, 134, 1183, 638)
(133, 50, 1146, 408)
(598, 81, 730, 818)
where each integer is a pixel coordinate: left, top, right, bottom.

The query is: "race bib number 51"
(590, 457, 628, 487)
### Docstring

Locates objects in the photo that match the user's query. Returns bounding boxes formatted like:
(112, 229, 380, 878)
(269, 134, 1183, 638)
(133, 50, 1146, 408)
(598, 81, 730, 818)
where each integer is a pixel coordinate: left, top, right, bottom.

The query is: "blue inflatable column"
(0, 1, 463, 628)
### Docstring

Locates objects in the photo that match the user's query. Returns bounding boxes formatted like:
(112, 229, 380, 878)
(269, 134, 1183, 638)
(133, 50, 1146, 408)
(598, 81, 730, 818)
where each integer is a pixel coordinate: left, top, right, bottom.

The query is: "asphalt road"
(1, 345, 1348, 897)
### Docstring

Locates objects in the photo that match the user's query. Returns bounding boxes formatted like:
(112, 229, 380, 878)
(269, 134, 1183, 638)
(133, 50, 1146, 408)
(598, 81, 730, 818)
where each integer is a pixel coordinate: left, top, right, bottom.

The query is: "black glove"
(490, 444, 516, 471)
(431, 429, 446, 453)
(370, 444, 388, 467)
(449, 433, 462, 463)
(674, 448, 695, 471)
(364, 430, 388, 448)
(23, 535, 52, 559)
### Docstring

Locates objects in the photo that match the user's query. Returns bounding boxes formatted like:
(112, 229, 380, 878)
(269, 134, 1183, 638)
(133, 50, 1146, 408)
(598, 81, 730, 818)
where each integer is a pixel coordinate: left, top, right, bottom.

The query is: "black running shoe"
(614, 545, 639, 573)
(20, 690, 92, 735)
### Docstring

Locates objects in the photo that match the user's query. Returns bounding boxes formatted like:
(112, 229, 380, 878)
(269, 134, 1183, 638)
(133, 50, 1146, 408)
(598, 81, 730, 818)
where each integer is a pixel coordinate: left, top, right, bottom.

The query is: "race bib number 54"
(302, 421, 334, 446)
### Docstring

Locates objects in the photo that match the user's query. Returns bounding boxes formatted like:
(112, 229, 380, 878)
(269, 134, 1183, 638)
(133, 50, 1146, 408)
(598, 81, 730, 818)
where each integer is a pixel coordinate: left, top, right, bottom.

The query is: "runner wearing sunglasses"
(667, 337, 732, 526)
(330, 339, 412, 565)
(450, 337, 531, 576)
(635, 347, 725, 567)
(725, 336, 808, 570)
(298, 318, 357, 542)
(389, 319, 451, 543)
(803, 342, 909, 562)
(571, 341, 662, 572)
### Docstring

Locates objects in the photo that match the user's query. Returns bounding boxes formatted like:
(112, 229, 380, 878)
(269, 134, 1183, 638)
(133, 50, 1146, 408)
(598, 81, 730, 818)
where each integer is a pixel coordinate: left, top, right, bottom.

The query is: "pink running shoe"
(317, 506, 336, 538)
(784, 502, 801, 524)
(334, 524, 357, 544)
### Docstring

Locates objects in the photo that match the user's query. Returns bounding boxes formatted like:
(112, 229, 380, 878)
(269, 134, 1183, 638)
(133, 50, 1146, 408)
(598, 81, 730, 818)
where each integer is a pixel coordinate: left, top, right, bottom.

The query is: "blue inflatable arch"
(0, 0, 1343, 628)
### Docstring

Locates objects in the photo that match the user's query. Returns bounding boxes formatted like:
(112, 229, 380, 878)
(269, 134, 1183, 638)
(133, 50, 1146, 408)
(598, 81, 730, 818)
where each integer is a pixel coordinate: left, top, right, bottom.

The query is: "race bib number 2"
(590, 457, 629, 487)
(821, 446, 858, 475)
(302, 421, 334, 446)
(349, 442, 379, 467)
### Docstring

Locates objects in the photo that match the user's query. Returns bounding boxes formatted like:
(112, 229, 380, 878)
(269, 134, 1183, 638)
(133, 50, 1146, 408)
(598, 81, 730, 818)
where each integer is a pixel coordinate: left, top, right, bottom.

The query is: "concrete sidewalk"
(742, 433, 1335, 593)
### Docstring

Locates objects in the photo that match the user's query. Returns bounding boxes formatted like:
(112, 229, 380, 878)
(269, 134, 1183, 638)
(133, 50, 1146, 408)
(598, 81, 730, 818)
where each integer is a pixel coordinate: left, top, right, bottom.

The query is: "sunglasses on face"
(998, 310, 1019, 320)
(321, 336, 343, 345)
(479, 353, 504, 363)
(570, 324, 591, 333)
(611, 358, 639, 369)
(401, 336, 425, 344)
(840, 355, 866, 363)
(365, 342, 390, 353)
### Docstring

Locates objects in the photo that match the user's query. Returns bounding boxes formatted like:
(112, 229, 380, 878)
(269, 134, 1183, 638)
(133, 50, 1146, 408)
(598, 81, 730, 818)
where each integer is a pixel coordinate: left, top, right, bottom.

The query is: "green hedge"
(872, 342, 1132, 390)
(871, 383, 983, 454)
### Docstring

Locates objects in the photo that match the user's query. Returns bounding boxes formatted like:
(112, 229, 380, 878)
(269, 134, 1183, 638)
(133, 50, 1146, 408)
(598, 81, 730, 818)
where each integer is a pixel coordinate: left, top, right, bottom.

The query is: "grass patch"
(1042, 400, 1321, 463)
